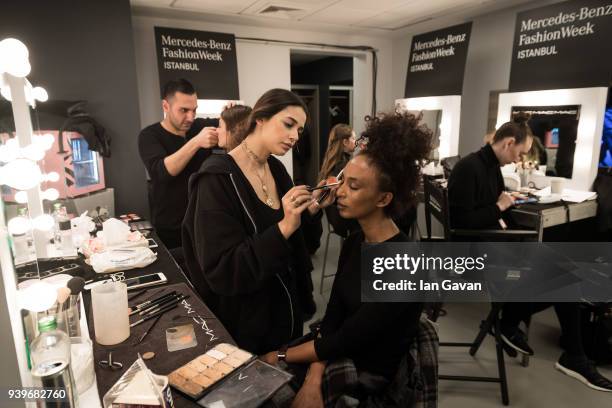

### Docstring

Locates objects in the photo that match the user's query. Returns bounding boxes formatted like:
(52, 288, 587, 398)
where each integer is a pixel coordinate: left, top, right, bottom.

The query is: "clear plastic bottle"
(30, 315, 77, 407)
(52, 203, 63, 250)
(57, 206, 73, 252)
(11, 207, 35, 264)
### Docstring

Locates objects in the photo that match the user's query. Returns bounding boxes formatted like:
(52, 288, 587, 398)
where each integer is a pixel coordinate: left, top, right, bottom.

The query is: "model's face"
(335, 154, 392, 219)
(217, 118, 229, 148)
(257, 106, 306, 156)
(163, 92, 197, 132)
(343, 131, 357, 153)
(498, 136, 533, 165)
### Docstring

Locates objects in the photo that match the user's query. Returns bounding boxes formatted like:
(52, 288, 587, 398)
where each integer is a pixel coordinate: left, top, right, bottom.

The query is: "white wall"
(131, 14, 394, 175)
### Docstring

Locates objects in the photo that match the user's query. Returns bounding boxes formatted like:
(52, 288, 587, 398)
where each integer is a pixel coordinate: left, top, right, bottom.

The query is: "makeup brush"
(65, 277, 86, 312)
(55, 287, 71, 314)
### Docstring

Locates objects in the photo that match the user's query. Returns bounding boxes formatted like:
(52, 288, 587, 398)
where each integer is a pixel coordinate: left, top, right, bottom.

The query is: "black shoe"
(500, 327, 534, 356)
(555, 353, 612, 392)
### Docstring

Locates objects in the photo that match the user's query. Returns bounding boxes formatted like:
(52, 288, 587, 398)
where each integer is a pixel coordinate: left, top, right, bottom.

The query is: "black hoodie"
(182, 154, 320, 354)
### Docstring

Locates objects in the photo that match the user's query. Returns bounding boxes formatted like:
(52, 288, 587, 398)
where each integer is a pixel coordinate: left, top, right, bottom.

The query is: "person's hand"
(224, 101, 237, 110)
(193, 127, 219, 148)
(260, 351, 278, 366)
(308, 179, 339, 214)
(496, 192, 515, 212)
(278, 186, 313, 239)
(291, 381, 324, 408)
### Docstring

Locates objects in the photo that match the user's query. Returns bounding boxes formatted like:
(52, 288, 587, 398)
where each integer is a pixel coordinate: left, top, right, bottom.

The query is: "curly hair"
(359, 111, 432, 217)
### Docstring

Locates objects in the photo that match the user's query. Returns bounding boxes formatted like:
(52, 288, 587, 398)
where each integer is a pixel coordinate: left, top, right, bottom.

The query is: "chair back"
(441, 155, 461, 179)
(423, 175, 452, 241)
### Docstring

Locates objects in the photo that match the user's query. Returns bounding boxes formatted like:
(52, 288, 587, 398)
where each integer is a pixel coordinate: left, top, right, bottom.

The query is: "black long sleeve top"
(138, 118, 217, 229)
(447, 144, 505, 229)
(314, 230, 423, 379)
(181, 154, 322, 355)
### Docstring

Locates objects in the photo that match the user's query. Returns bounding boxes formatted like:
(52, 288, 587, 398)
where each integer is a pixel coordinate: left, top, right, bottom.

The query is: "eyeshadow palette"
(168, 343, 254, 399)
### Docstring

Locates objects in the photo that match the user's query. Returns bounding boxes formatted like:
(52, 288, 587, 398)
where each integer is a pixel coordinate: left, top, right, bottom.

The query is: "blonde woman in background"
(318, 124, 356, 180)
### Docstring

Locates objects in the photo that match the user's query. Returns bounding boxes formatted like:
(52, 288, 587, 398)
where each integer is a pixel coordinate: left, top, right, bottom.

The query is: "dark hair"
(162, 78, 196, 100)
(242, 89, 308, 137)
(318, 123, 353, 180)
(493, 111, 532, 144)
(220, 105, 252, 149)
(360, 111, 432, 217)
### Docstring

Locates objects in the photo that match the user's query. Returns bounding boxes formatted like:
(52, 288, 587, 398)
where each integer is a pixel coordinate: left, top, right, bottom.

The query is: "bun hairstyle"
(493, 111, 533, 144)
(220, 105, 252, 149)
(360, 111, 432, 217)
(240, 89, 308, 139)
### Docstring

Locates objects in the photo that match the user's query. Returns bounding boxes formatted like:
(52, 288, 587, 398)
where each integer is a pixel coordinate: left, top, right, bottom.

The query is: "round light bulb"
(34, 133, 55, 151)
(18, 280, 57, 312)
(14, 191, 28, 204)
(0, 86, 11, 101)
(21, 144, 45, 161)
(0, 144, 18, 163)
(0, 38, 31, 78)
(32, 214, 54, 231)
(8, 216, 31, 235)
(45, 171, 60, 182)
(0, 158, 42, 190)
(42, 188, 59, 201)
(32, 86, 48, 102)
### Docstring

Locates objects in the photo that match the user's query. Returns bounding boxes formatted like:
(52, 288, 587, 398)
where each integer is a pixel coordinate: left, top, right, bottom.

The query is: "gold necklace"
(242, 141, 275, 207)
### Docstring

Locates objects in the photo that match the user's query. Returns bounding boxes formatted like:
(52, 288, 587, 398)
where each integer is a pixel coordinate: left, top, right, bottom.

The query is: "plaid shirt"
(322, 317, 439, 408)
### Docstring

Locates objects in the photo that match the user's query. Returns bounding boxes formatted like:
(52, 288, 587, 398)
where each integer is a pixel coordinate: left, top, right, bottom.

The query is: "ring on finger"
(290, 196, 296, 202)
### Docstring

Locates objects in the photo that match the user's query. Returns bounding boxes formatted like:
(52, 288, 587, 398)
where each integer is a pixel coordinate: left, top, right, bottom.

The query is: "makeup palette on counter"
(168, 343, 254, 399)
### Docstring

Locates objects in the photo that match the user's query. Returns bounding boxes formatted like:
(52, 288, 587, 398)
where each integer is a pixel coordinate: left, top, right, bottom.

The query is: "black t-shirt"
(314, 230, 423, 379)
(138, 117, 217, 229)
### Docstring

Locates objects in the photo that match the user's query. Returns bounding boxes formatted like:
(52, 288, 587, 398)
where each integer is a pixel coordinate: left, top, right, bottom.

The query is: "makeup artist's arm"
(194, 174, 295, 296)
(163, 127, 218, 176)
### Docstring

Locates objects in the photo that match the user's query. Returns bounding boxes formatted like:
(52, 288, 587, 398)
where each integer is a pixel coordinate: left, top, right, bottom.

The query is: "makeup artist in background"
(215, 104, 252, 152)
(138, 78, 218, 250)
(182, 89, 336, 355)
(261, 112, 431, 407)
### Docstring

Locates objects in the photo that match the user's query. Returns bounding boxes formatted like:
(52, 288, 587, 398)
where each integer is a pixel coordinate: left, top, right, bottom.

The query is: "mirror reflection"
(511, 105, 581, 179)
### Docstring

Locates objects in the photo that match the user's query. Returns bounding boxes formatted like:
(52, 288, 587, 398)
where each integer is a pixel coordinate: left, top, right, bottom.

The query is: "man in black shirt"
(449, 119, 612, 392)
(448, 124, 531, 230)
(138, 79, 218, 249)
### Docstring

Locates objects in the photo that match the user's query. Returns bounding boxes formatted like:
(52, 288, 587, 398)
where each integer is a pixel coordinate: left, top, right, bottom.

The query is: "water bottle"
(52, 203, 63, 250)
(11, 207, 35, 263)
(30, 316, 77, 407)
(57, 206, 73, 253)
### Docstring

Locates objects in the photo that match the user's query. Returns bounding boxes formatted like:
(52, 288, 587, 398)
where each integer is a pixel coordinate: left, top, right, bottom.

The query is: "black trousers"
(501, 302, 584, 357)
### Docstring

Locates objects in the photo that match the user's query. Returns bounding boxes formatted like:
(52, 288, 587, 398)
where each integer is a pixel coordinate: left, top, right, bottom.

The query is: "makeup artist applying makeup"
(138, 78, 219, 251)
(261, 112, 431, 407)
(182, 89, 336, 355)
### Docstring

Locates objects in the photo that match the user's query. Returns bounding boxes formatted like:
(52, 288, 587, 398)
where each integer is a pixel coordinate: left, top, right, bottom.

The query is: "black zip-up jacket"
(182, 154, 320, 354)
